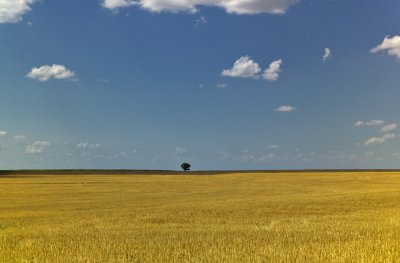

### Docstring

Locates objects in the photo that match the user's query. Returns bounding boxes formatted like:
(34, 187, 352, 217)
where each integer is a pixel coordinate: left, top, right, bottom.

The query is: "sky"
(0, 0, 399, 170)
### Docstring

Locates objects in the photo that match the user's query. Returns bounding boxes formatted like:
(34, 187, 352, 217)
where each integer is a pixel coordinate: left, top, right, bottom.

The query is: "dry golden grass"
(1, 171, 400, 262)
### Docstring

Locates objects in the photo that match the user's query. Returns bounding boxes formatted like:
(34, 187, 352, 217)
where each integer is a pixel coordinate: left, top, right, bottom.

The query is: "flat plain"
(1, 171, 400, 262)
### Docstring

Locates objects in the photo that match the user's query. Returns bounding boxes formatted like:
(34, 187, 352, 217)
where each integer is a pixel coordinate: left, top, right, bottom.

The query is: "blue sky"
(0, 0, 399, 170)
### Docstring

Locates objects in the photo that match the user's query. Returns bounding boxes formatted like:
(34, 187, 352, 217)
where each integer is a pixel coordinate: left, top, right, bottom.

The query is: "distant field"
(1, 171, 400, 262)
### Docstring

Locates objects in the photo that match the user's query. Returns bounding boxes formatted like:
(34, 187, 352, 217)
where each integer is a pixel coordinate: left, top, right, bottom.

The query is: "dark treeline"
(1, 169, 400, 177)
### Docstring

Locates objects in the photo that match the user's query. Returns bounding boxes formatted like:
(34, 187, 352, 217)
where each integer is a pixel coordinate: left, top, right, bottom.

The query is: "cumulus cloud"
(364, 133, 396, 146)
(323, 48, 331, 62)
(366, 119, 384, 126)
(222, 56, 261, 78)
(371, 35, 400, 59)
(0, 0, 37, 23)
(77, 142, 102, 149)
(25, 141, 51, 154)
(381, 123, 397, 132)
(276, 105, 296, 112)
(263, 59, 283, 81)
(26, 64, 76, 82)
(101, 0, 299, 15)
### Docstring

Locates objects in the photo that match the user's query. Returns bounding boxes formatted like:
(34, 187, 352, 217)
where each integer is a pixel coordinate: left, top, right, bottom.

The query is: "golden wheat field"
(1, 171, 400, 262)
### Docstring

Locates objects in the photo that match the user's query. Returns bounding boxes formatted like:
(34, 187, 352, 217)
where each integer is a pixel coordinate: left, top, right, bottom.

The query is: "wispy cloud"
(102, 0, 135, 10)
(371, 35, 400, 59)
(364, 133, 396, 146)
(366, 119, 384, 126)
(354, 121, 364, 127)
(195, 16, 207, 26)
(25, 141, 51, 154)
(0, 131, 7, 136)
(323, 48, 332, 62)
(218, 150, 230, 159)
(354, 119, 385, 127)
(381, 123, 397, 132)
(174, 146, 187, 155)
(27, 64, 76, 82)
(112, 149, 139, 159)
(276, 105, 296, 112)
(267, 144, 279, 149)
(77, 142, 102, 149)
(102, 0, 299, 15)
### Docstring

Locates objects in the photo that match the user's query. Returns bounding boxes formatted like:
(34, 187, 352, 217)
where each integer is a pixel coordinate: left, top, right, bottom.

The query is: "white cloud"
(102, 0, 136, 9)
(26, 64, 76, 82)
(25, 141, 51, 154)
(0, 0, 36, 23)
(371, 35, 400, 59)
(355, 119, 386, 127)
(323, 48, 331, 62)
(14, 135, 26, 139)
(77, 142, 89, 149)
(364, 133, 396, 146)
(276, 105, 296, 112)
(216, 83, 227, 89)
(366, 119, 384, 126)
(0, 131, 7, 136)
(222, 56, 261, 78)
(101, 0, 299, 15)
(175, 146, 187, 155)
(77, 142, 102, 149)
(381, 123, 397, 133)
(263, 59, 283, 81)
(354, 121, 364, 127)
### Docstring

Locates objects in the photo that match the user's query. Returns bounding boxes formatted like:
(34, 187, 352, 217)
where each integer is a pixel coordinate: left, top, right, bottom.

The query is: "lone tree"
(181, 162, 191, 171)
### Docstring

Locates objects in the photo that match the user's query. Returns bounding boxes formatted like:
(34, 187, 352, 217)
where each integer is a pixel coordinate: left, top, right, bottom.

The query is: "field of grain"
(1, 171, 400, 262)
